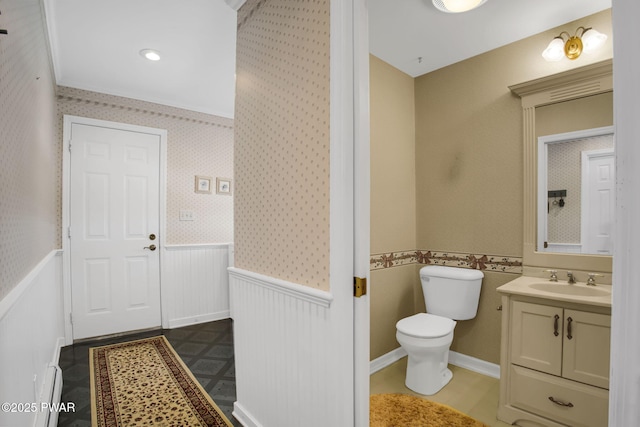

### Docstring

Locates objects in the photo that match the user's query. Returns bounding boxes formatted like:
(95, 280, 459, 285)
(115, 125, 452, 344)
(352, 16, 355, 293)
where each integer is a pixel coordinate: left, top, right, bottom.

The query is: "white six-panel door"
(69, 121, 162, 340)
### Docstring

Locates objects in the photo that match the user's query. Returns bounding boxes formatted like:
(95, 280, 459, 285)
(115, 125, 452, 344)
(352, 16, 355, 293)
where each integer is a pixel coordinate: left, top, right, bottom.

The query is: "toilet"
(396, 265, 484, 395)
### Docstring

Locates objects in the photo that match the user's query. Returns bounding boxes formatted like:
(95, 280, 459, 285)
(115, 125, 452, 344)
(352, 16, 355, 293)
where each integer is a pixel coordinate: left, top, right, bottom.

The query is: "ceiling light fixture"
(432, 0, 487, 13)
(139, 49, 161, 61)
(542, 27, 607, 62)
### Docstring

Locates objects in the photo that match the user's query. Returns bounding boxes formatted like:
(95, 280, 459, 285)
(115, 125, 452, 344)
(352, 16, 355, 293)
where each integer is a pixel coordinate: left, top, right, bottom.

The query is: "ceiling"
(44, 0, 611, 119)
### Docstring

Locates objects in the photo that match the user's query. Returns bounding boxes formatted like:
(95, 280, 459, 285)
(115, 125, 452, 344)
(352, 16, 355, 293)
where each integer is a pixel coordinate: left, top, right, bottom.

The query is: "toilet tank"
(420, 265, 484, 320)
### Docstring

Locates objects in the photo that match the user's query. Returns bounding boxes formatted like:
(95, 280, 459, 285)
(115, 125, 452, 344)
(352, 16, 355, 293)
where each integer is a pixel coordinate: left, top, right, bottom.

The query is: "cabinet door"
(563, 309, 611, 389)
(511, 301, 562, 375)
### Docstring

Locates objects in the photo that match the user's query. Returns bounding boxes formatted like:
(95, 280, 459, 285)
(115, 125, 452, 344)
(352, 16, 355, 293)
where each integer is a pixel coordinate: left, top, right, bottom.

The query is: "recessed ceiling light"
(139, 49, 161, 61)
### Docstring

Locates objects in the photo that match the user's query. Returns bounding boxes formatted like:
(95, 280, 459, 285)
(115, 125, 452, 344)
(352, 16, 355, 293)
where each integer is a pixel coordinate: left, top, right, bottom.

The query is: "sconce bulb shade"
(582, 28, 607, 53)
(432, 0, 487, 13)
(542, 37, 565, 62)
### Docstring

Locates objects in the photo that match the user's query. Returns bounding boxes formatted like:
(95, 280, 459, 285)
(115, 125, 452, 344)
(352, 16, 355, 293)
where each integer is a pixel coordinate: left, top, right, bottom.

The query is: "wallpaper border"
(370, 250, 523, 274)
(56, 86, 233, 129)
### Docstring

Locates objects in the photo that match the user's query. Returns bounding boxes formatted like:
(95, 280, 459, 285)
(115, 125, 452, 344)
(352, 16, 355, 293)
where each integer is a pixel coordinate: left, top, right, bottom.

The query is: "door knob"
(149, 233, 156, 240)
(144, 244, 157, 251)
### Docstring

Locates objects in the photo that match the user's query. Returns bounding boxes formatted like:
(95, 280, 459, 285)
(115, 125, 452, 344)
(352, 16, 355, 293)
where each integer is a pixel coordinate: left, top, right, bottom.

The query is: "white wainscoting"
(229, 267, 339, 427)
(163, 244, 231, 329)
(0, 250, 65, 427)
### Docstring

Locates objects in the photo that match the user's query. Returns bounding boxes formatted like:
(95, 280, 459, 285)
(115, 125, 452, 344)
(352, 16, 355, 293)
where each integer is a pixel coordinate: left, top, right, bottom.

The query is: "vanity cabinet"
(499, 295, 611, 427)
(511, 301, 610, 389)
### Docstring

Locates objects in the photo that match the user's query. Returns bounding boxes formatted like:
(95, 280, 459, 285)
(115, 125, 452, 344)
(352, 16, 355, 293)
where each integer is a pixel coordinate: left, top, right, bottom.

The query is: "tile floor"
(57, 319, 241, 427)
(58, 320, 508, 427)
(370, 357, 512, 427)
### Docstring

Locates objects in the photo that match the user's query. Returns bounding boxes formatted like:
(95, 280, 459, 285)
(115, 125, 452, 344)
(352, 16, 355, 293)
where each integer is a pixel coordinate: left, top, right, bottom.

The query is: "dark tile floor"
(57, 319, 241, 426)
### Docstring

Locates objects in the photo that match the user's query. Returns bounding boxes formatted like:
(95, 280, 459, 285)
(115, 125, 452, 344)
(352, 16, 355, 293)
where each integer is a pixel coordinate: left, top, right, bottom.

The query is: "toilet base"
(405, 363, 453, 395)
(396, 315, 456, 396)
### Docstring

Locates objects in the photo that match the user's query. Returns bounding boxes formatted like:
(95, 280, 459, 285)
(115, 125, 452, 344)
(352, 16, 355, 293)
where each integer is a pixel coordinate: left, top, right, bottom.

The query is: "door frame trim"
(61, 115, 168, 344)
(352, 0, 371, 424)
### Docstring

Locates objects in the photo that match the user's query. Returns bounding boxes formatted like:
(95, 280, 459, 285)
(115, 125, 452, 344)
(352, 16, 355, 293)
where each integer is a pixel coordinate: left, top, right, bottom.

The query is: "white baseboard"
(167, 310, 230, 329)
(370, 347, 500, 379)
(53, 337, 65, 365)
(370, 347, 407, 375)
(448, 350, 500, 379)
(233, 402, 262, 427)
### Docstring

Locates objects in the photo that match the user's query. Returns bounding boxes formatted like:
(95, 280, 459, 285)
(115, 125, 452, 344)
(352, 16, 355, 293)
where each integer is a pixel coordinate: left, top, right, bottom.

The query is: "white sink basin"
(529, 282, 611, 297)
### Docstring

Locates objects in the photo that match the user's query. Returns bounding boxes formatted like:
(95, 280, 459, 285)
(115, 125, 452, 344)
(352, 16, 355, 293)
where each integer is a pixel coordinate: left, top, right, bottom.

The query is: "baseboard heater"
(33, 364, 63, 427)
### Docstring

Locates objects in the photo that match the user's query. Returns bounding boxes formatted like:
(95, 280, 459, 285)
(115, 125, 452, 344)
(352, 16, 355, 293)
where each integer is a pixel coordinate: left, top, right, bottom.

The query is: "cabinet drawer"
(509, 365, 608, 427)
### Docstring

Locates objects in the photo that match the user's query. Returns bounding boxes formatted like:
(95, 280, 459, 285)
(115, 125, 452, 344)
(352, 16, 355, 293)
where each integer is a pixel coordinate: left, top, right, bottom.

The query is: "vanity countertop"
(497, 275, 612, 308)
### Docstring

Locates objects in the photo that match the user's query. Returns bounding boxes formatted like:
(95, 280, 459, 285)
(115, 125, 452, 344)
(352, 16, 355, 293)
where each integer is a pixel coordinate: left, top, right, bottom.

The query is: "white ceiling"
(44, 0, 612, 119)
(369, 0, 611, 78)
(44, 0, 238, 118)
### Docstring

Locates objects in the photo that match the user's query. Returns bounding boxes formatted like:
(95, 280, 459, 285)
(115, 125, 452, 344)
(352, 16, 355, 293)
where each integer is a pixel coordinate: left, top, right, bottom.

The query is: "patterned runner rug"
(370, 394, 489, 427)
(90, 336, 232, 427)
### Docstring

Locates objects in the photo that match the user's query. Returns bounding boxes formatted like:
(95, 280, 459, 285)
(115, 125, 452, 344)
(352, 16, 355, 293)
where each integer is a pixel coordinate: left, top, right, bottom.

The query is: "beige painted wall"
(536, 91, 613, 138)
(450, 271, 518, 362)
(0, 0, 58, 300)
(234, 0, 331, 290)
(415, 10, 612, 364)
(415, 9, 612, 257)
(370, 56, 416, 255)
(56, 87, 234, 245)
(371, 265, 422, 358)
(370, 10, 613, 364)
(370, 56, 417, 359)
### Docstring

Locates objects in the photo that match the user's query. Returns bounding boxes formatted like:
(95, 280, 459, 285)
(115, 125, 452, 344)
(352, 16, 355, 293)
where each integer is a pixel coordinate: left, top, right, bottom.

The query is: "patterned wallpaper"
(0, 0, 59, 300)
(56, 86, 235, 245)
(234, 0, 331, 290)
(547, 134, 613, 244)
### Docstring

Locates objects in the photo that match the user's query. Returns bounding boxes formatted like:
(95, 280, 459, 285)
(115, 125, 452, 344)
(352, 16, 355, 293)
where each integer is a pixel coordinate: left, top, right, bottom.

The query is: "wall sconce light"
(432, 0, 487, 14)
(542, 27, 607, 62)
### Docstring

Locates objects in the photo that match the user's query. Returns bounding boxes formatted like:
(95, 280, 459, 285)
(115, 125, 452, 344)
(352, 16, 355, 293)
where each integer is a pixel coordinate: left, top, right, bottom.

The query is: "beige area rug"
(370, 394, 489, 427)
(90, 336, 232, 427)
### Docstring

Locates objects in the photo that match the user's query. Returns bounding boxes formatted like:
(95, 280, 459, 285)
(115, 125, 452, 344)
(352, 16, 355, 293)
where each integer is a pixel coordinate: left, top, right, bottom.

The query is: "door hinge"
(354, 276, 367, 298)
(69, 313, 73, 325)
(68, 227, 71, 238)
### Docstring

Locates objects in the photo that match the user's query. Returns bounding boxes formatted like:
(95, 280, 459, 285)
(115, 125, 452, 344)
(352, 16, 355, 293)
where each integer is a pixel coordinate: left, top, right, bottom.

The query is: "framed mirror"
(537, 126, 614, 255)
(510, 59, 613, 273)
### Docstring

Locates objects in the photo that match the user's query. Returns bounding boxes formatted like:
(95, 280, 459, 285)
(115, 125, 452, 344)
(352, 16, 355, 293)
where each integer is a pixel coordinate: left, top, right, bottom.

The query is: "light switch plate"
(179, 210, 195, 221)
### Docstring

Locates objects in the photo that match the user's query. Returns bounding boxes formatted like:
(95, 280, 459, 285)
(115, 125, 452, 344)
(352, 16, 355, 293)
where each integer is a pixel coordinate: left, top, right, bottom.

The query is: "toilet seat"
(396, 313, 455, 339)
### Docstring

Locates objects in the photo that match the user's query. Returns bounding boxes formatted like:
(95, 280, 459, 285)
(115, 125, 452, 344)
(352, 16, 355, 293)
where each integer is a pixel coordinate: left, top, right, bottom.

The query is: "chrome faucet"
(544, 269, 558, 282)
(567, 271, 576, 284)
(587, 273, 604, 286)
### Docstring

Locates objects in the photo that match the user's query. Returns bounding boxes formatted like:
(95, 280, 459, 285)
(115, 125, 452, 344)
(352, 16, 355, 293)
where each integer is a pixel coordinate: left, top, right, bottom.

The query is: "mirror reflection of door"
(581, 148, 614, 254)
(537, 126, 614, 255)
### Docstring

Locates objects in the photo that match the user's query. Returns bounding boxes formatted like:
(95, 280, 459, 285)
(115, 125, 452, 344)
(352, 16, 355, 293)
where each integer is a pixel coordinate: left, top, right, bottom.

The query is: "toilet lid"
(396, 313, 455, 339)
